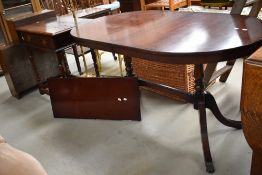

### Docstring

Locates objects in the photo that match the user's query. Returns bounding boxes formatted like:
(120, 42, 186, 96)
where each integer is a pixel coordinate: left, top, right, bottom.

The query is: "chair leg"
(204, 63, 217, 86)
(90, 49, 100, 77)
(219, 60, 236, 82)
(95, 49, 103, 72)
(251, 151, 262, 175)
(118, 54, 124, 76)
(79, 46, 88, 76)
(249, 0, 262, 17)
(112, 52, 117, 61)
(72, 45, 82, 75)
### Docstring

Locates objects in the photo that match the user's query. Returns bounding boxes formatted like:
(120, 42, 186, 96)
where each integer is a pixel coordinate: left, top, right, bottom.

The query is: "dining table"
(70, 11, 262, 173)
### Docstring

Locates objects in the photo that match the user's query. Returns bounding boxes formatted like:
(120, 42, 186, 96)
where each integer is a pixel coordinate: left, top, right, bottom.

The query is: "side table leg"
(194, 64, 215, 173)
(123, 56, 134, 77)
(27, 48, 44, 94)
(57, 51, 67, 78)
(58, 50, 71, 77)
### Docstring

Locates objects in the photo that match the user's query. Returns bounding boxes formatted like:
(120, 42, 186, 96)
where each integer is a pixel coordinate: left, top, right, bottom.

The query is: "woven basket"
(132, 57, 195, 102)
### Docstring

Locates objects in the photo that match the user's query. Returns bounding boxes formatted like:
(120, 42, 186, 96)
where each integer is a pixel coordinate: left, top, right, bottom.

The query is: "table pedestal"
(124, 59, 242, 173)
(194, 64, 241, 173)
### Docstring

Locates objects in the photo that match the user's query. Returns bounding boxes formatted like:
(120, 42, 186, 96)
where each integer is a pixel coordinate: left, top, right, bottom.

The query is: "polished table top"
(71, 11, 262, 64)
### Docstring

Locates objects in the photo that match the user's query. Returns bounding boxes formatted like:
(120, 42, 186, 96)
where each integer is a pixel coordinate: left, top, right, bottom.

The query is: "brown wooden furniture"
(0, 0, 42, 45)
(241, 47, 262, 175)
(0, 44, 38, 98)
(0, 10, 61, 98)
(48, 77, 141, 120)
(5, 9, 56, 44)
(71, 11, 262, 173)
(140, 0, 189, 11)
(118, 0, 141, 12)
(36, 4, 111, 76)
(204, 0, 262, 86)
(15, 8, 111, 95)
(189, 0, 200, 5)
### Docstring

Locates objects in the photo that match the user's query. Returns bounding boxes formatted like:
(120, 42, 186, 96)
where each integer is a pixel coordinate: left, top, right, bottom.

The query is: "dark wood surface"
(0, 43, 59, 98)
(0, 44, 37, 98)
(5, 9, 56, 42)
(70, 10, 261, 173)
(0, 10, 60, 98)
(16, 16, 91, 37)
(17, 15, 91, 52)
(16, 8, 111, 36)
(241, 47, 262, 175)
(48, 77, 141, 120)
(1, 8, 112, 98)
(15, 8, 111, 95)
(118, 0, 141, 12)
(71, 11, 262, 64)
(203, 0, 262, 89)
(15, 8, 109, 52)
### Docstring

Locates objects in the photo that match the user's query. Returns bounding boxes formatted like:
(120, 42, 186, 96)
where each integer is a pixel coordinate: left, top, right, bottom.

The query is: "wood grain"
(48, 77, 141, 120)
(241, 47, 262, 175)
(71, 11, 262, 64)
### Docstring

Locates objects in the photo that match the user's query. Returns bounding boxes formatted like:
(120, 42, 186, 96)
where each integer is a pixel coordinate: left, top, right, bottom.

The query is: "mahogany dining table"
(71, 11, 262, 173)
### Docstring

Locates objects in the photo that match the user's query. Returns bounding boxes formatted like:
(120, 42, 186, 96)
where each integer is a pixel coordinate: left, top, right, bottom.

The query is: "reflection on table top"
(71, 11, 262, 64)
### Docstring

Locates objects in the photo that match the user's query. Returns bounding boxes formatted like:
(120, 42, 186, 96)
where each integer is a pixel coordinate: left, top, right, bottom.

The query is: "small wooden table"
(71, 11, 262, 173)
(16, 8, 111, 95)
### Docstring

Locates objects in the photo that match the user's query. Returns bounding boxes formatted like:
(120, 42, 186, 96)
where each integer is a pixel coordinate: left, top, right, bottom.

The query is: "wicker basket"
(132, 57, 195, 102)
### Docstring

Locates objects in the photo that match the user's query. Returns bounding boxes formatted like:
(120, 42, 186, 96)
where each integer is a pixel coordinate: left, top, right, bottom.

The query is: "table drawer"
(20, 32, 56, 50)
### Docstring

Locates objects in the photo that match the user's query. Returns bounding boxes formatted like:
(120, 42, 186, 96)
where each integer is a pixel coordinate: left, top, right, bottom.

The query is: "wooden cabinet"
(0, 44, 37, 98)
(0, 10, 60, 98)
